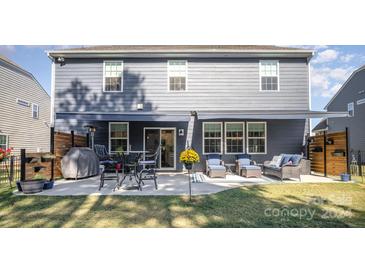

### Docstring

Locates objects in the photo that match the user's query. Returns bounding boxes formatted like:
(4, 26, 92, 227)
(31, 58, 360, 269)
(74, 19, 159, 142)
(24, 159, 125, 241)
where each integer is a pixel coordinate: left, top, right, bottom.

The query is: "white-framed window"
(260, 60, 279, 91)
(348, 102, 354, 117)
(247, 122, 267, 154)
(168, 60, 187, 91)
(109, 122, 129, 154)
(225, 122, 245, 154)
(103, 61, 123, 92)
(203, 122, 223, 154)
(32, 103, 39, 119)
(0, 134, 8, 150)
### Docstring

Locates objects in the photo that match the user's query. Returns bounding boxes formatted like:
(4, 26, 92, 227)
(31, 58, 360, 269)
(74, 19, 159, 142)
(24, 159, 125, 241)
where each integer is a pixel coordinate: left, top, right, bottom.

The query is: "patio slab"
(14, 172, 344, 196)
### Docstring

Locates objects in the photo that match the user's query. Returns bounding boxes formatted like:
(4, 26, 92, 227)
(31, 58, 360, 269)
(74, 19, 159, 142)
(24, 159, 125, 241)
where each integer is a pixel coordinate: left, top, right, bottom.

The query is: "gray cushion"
(290, 154, 302, 166)
(208, 165, 226, 170)
(207, 158, 221, 166)
(243, 166, 261, 170)
(238, 158, 251, 166)
(274, 155, 284, 167)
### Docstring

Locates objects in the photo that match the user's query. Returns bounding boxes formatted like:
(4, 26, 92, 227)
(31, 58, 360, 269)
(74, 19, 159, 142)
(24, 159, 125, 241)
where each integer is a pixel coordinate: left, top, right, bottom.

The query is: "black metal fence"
(0, 156, 21, 187)
(350, 150, 365, 182)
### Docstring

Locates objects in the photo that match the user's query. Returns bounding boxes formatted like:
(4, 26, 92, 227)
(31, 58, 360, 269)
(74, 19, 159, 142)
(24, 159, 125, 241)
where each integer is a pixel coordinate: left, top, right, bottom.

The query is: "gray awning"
(197, 110, 349, 120)
(56, 112, 191, 122)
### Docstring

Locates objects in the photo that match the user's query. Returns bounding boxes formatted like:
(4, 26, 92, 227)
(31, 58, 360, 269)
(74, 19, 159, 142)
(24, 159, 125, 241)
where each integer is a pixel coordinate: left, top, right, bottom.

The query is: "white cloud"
(312, 49, 339, 64)
(0, 45, 16, 56)
(340, 54, 355, 62)
(321, 83, 342, 98)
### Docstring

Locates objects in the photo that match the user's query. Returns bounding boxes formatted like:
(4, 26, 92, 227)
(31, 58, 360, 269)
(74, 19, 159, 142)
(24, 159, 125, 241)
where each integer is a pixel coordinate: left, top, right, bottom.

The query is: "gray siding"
(0, 59, 50, 154)
(55, 118, 306, 171)
(54, 58, 309, 113)
(326, 69, 365, 151)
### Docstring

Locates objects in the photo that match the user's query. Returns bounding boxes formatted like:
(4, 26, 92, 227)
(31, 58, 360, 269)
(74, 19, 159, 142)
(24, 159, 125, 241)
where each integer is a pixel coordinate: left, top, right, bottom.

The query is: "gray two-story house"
(313, 65, 365, 151)
(48, 45, 346, 171)
(0, 54, 50, 154)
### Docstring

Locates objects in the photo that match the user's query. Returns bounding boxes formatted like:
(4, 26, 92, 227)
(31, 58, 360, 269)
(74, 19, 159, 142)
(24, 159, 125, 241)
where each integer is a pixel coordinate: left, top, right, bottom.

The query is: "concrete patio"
(15, 172, 343, 196)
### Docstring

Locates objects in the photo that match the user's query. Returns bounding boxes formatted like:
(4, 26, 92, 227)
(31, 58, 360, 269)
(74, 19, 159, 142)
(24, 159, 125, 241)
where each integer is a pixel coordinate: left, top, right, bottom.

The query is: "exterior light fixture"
(137, 103, 144, 110)
(84, 125, 97, 149)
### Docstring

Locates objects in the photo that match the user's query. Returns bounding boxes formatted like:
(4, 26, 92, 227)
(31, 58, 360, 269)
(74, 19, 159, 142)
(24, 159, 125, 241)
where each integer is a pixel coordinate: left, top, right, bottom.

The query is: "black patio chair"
(137, 146, 160, 190)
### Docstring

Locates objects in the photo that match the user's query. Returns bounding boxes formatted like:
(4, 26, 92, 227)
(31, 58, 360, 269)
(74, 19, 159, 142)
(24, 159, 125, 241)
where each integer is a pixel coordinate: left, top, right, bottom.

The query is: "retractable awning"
(197, 110, 349, 120)
(56, 111, 191, 122)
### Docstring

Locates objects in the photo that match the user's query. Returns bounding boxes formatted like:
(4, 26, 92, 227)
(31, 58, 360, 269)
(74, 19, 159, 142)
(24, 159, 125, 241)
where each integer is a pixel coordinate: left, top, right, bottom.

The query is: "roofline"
(324, 64, 365, 109)
(47, 48, 314, 59)
(0, 55, 50, 98)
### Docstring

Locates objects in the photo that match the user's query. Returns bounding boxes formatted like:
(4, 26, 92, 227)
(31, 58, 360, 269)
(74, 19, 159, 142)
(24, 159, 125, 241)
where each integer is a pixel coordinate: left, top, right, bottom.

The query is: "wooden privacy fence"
(308, 129, 349, 177)
(20, 129, 88, 181)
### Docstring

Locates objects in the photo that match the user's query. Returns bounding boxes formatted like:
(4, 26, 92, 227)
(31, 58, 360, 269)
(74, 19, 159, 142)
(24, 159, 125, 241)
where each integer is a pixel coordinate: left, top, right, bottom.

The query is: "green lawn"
(0, 182, 364, 227)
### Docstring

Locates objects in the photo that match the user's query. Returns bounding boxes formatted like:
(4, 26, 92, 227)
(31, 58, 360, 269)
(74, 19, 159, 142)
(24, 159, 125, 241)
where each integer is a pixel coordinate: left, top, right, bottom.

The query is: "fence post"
(71, 130, 75, 147)
(86, 133, 90, 148)
(20, 149, 26, 181)
(323, 131, 327, 177)
(345, 127, 350, 175)
(9, 156, 14, 185)
(358, 150, 362, 177)
(306, 136, 310, 160)
(50, 127, 55, 181)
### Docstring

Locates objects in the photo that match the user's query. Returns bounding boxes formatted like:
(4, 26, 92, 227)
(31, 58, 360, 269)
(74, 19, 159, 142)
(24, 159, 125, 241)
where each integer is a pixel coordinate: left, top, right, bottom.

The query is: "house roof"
(324, 64, 365, 109)
(47, 45, 314, 59)
(312, 119, 328, 132)
(0, 54, 50, 98)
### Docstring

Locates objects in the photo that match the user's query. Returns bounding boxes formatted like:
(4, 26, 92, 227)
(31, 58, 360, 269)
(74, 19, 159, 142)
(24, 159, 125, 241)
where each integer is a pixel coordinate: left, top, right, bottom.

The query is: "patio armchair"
(235, 154, 256, 176)
(94, 144, 112, 162)
(205, 154, 226, 178)
(263, 154, 311, 181)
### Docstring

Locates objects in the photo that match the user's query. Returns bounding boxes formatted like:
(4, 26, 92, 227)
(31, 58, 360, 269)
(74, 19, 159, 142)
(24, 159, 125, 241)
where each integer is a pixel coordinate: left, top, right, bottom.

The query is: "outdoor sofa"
(263, 154, 310, 181)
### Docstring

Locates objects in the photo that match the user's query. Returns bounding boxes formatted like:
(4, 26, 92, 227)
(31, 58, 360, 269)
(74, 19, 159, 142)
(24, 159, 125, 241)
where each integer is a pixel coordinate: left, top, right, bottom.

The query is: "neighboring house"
(313, 65, 365, 151)
(48, 45, 346, 171)
(0, 55, 50, 154)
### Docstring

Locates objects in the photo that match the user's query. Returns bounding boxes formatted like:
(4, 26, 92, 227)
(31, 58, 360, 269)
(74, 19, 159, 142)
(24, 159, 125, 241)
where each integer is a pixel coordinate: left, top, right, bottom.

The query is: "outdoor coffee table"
(241, 166, 262, 178)
(224, 163, 235, 174)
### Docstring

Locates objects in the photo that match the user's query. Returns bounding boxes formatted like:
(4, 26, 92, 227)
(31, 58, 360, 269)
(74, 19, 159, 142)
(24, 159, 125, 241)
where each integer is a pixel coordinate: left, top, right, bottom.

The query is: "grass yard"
(0, 182, 364, 227)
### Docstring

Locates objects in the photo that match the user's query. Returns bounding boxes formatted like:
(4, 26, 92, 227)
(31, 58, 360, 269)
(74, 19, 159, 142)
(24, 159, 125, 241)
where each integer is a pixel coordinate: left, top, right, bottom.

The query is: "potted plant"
(180, 148, 200, 170)
(18, 167, 47, 194)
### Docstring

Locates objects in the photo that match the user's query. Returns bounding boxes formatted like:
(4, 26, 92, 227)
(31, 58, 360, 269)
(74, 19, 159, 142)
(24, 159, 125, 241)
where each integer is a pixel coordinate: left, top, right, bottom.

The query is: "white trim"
(103, 60, 124, 93)
(308, 61, 312, 132)
(167, 60, 188, 92)
(0, 133, 9, 150)
(347, 102, 354, 117)
(224, 122, 245, 154)
(50, 61, 55, 126)
(202, 122, 223, 155)
(143, 127, 177, 170)
(325, 65, 365, 109)
(357, 98, 365, 105)
(108, 122, 129, 154)
(259, 60, 280, 92)
(246, 122, 267, 154)
(32, 103, 39, 119)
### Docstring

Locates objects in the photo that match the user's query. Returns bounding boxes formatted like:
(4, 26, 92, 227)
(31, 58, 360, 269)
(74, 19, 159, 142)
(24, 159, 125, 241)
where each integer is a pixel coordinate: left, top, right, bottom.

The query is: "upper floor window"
(247, 122, 267, 154)
(104, 61, 123, 92)
(32, 103, 39, 119)
(203, 122, 222, 154)
(225, 122, 245, 154)
(260, 60, 279, 91)
(348, 102, 354, 117)
(168, 60, 187, 91)
(0, 134, 8, 150)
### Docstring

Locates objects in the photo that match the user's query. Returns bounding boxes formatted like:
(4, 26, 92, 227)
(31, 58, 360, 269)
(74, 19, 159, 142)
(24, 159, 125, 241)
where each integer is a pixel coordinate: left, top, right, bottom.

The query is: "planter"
(19, 179, 46, 194)
(184, 163, 193, 170)
(17, 180, 54, 192)
(341, 173, 351, 182)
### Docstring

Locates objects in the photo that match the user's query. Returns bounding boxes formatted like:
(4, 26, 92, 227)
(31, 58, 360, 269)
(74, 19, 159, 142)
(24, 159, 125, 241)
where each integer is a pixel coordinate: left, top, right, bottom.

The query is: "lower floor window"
(225, 122, 245, 153)
(203, 122, 222, 154)
(0, 134, 8, 150)
(109, 122, 129, 153)
(247, 122, 267, 154)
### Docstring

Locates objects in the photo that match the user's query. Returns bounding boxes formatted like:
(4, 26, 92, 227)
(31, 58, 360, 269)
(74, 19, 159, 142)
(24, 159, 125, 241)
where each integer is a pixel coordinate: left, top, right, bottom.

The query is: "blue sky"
(1, 45, 364, 124)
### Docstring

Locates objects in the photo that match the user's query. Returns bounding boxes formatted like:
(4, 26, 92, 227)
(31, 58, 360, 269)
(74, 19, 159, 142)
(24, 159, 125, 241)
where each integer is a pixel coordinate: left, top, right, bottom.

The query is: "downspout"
(47, 53, 56, 127)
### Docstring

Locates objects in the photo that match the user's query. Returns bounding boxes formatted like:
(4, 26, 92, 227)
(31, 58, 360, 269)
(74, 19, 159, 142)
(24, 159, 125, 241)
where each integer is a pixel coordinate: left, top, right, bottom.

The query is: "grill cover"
(61, 147, 100, 179)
